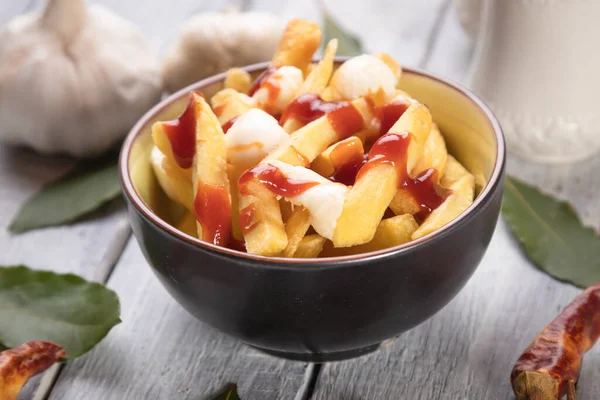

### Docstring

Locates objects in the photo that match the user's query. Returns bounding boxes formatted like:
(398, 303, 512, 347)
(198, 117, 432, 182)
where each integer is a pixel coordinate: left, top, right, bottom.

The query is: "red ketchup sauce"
(280, 94, 364, 139)
(357, 133, 448, 220)
(248, 67, 278, 97)
(327, 139, 367, 186)
(221, 116, 240, 133)
(193, 182, 232, 247)
(161, 92, 204, 169)
(403, 168, 450, 221)
(238, 163, 319, 198)
(376, 101, 410, 136)
(239, 203, 258, 235)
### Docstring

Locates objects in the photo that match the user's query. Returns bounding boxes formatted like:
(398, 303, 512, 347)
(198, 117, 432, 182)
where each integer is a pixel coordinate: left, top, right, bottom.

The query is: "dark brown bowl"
(119, 59, 505, 362)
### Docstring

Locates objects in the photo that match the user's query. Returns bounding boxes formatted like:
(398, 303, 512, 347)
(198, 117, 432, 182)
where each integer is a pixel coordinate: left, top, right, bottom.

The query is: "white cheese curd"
(266, 160, 349, 240)
(330, 54, 398, 100)
(225, 109, 289, 166)
(252, 66, 303, 114)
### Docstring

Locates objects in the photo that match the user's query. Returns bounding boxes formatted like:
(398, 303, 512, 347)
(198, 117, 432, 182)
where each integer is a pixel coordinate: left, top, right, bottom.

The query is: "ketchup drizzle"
(161, 92, 204, 169)
(239, 203, 258, 235)
(280, 93, 346, 125)
(403, 168, 450, 221)
(327, 139, 367, 186)
(239, 164, 319, 197)
(248, 67, 277, 97)
(356, 133, 448, 219)
(377, 101, 410, 136)
(280, 93, 364, 139)
(193, 182, 232, 247)
(221, 116, 240, 133)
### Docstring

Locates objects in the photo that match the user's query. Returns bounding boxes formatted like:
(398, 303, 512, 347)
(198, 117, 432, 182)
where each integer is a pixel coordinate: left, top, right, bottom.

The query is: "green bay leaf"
(0, 266, 121, 360)
(9, 154, 121, 233)
(322, 11, 364, 56)
(211, 384, 241, 400)
(502, 177, 600, 288)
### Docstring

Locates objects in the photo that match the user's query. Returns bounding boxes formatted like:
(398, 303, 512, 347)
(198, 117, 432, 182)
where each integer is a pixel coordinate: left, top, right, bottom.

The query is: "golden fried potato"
(333, 103, 432, 247)
(239, 193, 288, 256)
(390, 123, 448, 215)
(292, 234, 327, 258)
(210, 88, 255, 125)
(322, 214, 418, 257)
(224, 68, 252, 94)
(192, 94, 232, 245)
(372, 52, 402, 80)
(175, 212, 198, 237)
(412, 123, 447, 179)
(282, 39, 338, 133)
(269, 97, 374, 163)
(283, 207, 311, 257)
(228, 164, 247, 241)
(441, 155, 472, 188)
(311, 136, 364, 178)
(150, 146, 193, 211)
(271, 19, 322, 75)
(412, 174, 475, 239)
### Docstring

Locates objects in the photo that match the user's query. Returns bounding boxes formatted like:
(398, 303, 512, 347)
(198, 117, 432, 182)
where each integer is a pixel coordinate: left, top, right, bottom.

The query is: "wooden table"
(2, 1, 600, 399)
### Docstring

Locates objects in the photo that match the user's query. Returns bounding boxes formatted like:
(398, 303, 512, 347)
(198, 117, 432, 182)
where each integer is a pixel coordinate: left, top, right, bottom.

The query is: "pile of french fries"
(150, 19, 475, 258)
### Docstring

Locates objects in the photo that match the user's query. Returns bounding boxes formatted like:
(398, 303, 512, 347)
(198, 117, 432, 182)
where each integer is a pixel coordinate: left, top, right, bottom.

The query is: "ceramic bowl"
(119, 59, 505, 362)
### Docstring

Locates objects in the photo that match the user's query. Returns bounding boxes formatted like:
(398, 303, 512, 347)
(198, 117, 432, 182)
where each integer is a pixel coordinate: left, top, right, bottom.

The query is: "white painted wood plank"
(49, 240, 310, 400)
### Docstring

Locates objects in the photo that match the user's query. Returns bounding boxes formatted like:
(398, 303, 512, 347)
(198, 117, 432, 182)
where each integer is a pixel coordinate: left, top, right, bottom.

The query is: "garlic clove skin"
(162, 12, 285, 93)
(0, 0, 162, 157)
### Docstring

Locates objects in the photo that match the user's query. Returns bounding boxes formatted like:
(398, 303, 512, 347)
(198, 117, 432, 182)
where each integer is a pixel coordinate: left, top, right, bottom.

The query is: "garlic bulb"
(162, 12, 285, 93)
(0, 0, 162, 157)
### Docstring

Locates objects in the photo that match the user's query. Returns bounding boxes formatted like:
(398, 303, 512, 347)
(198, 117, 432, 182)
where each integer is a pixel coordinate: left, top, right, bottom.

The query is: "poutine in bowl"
(120, 20, 505, 361)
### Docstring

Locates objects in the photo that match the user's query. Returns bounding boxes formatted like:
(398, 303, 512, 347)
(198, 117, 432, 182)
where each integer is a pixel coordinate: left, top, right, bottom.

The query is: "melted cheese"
(266, 160, 349, 240)
(252, 66, 303, 114)
(225, 109, 289, 166)
(330, 55, 398, 100)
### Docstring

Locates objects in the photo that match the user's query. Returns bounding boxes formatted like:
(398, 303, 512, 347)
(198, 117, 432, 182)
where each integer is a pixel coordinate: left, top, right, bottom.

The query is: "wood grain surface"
(1, 0, 599, 399)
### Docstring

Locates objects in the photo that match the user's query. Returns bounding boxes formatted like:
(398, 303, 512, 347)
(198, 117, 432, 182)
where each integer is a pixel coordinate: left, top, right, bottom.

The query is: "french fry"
(441, 155, 472, 188)
(282, 39, 338, 133)
(151, 121, 177, 167)
(388, 189, 421, 216)
(271, 19, 322, 75)
(175, 212, 198, 237)
(150, 146, 193, 211)
(390, 123, 447, 215)
(270, 97, 374, 163)
(210, 88, 255, 125)
(228, 164, 247, 241)
(292, 234, 327, 258)
(311, 136, 364, 178)
(333, 103, 432, 247)
(282, 207, 311, 257)
(239, 193, 288, 256)
(224, 68, 252, 94)
(322, 214, 418, 256)
(279, 199, 294, 222)
(412, 123, 447, 179)
(412, 174, 475, 239)
(191, 94, 232, 245)
(373, 52, 402, 80)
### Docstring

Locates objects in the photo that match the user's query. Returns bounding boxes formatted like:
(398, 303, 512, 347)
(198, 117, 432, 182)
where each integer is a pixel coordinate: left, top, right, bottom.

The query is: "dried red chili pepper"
(511, 283, 600, 400)
(0, 341, 65, 400)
